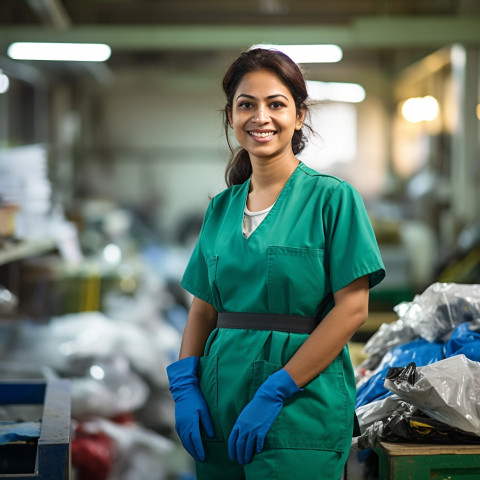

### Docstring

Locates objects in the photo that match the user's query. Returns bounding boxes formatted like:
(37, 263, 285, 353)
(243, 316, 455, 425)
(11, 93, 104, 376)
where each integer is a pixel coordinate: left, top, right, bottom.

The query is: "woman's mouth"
(248, 131, 276, 139)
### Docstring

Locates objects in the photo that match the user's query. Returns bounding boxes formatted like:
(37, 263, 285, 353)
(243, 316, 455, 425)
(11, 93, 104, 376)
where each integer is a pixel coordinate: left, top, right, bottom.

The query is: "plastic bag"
(355, 394, 408, 435)
(364, 283, 480, 356)
(384, 355, 480, 436)
(363, 318, 417, 357)
(69, 355, 149, 419)
(356, 407, 480, 450)
(403, 283, 480, 342)
(51, 311, 176, 388)
(355, 339, 444, 408)
(72, 421, 114, 480)
(75, 418, 175, 480)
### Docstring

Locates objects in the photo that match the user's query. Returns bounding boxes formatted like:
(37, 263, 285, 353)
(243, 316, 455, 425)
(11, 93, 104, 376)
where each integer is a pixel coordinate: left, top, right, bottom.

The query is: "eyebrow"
(235, 93, 289, 101)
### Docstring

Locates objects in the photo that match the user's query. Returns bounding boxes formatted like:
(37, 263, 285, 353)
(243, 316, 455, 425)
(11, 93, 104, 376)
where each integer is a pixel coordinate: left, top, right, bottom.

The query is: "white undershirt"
(242, 204, 274, 238)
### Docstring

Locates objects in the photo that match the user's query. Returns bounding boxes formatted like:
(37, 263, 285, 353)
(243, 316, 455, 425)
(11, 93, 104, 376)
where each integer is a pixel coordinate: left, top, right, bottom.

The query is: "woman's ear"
(295, 108, 307, 131)
(227, 108, 233, 128)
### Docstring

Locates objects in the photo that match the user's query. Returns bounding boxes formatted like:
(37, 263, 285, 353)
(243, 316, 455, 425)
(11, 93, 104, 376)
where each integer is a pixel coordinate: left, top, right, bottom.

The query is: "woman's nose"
(254, 106, 269, 123)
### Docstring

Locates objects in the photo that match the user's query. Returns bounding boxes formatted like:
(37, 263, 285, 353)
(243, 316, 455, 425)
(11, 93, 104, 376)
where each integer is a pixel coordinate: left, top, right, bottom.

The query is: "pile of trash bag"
(0, 271, 188, 480)
(354, 283, 480, 449)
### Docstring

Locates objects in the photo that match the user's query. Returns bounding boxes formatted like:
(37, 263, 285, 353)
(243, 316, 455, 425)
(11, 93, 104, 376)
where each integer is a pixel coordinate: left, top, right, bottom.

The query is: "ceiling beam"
(26, 0, 72, 30)
(1, 16, 479, 51)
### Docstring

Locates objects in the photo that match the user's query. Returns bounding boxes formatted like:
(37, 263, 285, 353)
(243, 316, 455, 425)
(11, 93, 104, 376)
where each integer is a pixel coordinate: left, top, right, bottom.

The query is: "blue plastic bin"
(0, 380, 71, 479)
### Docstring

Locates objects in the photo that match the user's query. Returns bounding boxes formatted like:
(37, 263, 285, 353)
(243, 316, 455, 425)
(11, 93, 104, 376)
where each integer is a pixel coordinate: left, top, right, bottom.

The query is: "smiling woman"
(166, 47, 385, 480)
(222, 48, 310, 188)
(227, 70, 305, 170)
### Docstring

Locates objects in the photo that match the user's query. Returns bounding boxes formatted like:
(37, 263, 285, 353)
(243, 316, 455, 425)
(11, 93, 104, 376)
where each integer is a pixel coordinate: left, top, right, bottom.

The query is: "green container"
(375, 441, 480, 480)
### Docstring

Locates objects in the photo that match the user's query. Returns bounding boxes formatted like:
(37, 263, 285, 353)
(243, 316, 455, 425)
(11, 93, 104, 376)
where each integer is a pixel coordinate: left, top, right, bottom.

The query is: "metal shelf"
(0, 239, 56, 267)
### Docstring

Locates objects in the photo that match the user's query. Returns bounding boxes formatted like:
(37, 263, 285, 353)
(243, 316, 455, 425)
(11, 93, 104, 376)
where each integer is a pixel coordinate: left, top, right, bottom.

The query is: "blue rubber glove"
(167, 356, 214, 462)
(228, 368, 301, 465)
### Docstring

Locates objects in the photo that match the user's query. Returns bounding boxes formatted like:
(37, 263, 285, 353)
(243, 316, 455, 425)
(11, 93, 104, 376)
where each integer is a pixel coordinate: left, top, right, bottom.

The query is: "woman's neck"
(247, 155, 299, 211)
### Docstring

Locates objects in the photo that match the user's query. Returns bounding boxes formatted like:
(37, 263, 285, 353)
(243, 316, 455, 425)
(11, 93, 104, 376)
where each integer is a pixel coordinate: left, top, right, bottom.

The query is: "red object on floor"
(72, 424, 114, 480)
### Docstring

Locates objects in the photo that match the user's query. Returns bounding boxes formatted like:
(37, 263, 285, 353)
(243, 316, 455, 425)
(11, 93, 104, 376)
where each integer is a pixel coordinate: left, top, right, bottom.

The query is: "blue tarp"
(0, 421, 41, 444)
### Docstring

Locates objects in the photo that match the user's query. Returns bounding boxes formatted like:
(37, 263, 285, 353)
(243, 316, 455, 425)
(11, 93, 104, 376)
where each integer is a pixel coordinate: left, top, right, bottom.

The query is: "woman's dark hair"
(222, 48, 311, 187)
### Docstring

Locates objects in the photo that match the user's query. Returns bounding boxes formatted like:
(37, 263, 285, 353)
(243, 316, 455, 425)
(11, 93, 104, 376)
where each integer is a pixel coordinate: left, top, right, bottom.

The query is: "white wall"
(79, 68, 229, 240)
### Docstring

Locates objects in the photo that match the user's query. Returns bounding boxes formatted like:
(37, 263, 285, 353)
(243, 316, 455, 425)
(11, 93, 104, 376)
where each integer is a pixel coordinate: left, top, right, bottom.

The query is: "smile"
(248, 131, 276, 138)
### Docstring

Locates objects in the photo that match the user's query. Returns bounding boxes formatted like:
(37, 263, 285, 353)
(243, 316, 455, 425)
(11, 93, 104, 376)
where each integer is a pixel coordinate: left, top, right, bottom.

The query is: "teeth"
(250, 131, 274, 138)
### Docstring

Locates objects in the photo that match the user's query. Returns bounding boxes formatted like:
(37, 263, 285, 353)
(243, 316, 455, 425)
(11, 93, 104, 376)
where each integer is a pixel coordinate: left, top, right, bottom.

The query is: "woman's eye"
(270, 102, 285, 109)
(238, 102, 253, 109)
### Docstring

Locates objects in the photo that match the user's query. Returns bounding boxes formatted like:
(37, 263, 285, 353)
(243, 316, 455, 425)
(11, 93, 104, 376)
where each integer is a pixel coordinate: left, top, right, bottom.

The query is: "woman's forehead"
(234, 70, 293, 98)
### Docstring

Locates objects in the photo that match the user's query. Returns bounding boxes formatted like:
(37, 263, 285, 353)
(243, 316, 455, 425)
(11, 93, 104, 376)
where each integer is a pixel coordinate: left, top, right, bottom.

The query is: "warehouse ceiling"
(0, 0, 479, 83)
(1, 0, 479, 26)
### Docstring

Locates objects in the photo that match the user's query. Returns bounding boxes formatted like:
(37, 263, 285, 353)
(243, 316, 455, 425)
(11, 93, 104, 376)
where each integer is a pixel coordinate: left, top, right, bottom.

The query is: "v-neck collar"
(240, 162, 302, 242)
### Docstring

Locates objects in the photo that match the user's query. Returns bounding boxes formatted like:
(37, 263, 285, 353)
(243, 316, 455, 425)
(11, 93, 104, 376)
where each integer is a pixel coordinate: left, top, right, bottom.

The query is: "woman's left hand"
(228, 368, 301, 465)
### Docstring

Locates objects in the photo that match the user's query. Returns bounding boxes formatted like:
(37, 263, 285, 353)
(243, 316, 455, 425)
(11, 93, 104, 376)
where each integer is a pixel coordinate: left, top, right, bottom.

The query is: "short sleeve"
(324, 182, 385, 294)
(180, 200, 215, 304)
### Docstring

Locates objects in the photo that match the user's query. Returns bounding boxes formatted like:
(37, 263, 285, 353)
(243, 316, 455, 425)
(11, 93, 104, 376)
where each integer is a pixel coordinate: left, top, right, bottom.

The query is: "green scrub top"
(182, 162, 385, 317)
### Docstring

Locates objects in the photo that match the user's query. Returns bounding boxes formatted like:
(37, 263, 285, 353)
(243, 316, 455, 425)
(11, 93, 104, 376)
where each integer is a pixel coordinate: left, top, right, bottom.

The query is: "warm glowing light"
(401, 96, 439, 123)
(306, 81, 366, 103)
(8, 42, 111, 62)
(477, 103, 480, 120)
(0, 71, 9, 94)
(251, 44, 343, 63)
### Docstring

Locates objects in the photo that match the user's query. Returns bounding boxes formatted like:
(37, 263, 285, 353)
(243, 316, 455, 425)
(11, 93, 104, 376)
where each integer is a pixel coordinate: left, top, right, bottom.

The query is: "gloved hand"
(228, 368, 301, 465)
(167, 356, 214, 462)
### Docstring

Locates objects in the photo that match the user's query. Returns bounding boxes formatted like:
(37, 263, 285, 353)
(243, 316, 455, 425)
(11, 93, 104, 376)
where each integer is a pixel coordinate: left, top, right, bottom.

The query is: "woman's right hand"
(167, 356, 214, 462)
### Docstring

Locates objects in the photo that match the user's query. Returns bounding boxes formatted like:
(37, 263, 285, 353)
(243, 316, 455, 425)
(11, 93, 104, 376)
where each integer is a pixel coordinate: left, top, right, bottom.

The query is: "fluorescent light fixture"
(251, 44, 342, 63)
(306, 81, 366, 103)
(401, 96, 439, 123)
(7, 42, 111, 62)
(0, 71, 9, 94)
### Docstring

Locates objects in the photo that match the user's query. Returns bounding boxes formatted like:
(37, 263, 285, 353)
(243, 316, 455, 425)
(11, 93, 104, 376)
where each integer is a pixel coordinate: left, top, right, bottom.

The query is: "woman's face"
(228, 69, 305, 163)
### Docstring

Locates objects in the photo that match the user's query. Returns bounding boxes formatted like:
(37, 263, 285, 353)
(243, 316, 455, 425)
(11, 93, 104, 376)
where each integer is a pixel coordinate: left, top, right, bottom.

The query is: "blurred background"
(0, 1, 479, 479)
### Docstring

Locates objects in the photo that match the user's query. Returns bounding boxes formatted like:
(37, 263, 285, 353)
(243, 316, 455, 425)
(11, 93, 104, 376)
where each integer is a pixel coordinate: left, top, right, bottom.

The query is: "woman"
(167, 48, 385, 480)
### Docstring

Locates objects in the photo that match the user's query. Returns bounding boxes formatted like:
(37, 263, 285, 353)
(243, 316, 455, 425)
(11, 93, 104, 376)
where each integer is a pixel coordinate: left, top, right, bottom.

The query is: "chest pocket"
(267, 246, 328, 315)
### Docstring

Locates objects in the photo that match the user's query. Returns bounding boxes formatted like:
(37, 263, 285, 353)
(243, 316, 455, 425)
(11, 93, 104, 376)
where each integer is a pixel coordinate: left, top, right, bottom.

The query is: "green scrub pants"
(196, 327, 356, 480)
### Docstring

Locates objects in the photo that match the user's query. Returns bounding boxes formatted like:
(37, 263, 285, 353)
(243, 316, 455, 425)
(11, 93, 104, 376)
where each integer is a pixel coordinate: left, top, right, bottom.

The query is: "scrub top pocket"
(198, 355, 224, 442)
(254, 356, 348, 453)
(267, 246, 328, 315)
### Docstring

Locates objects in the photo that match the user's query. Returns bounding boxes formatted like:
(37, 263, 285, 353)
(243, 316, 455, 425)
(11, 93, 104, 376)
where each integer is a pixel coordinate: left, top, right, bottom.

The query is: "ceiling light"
(7, 42, 111, 62)
(0, 71, 9, 94)
(401, 96, 439, 123)
(251, 44, 342, 63)
(306, 81, 366, 103)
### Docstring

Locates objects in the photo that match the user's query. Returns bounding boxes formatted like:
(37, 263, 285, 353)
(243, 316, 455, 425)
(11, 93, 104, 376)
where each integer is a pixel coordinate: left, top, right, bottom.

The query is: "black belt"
(217, 312, 318, 334)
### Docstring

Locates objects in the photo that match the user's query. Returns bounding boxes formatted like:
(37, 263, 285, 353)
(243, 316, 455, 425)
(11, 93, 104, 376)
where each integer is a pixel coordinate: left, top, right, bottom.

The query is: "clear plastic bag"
(364, 283, 480, 356)
(384, 355, 480, 436)
(363, 318, 417, 357)
(69, 355, 150, 419)
(398, 283, 480, 342)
